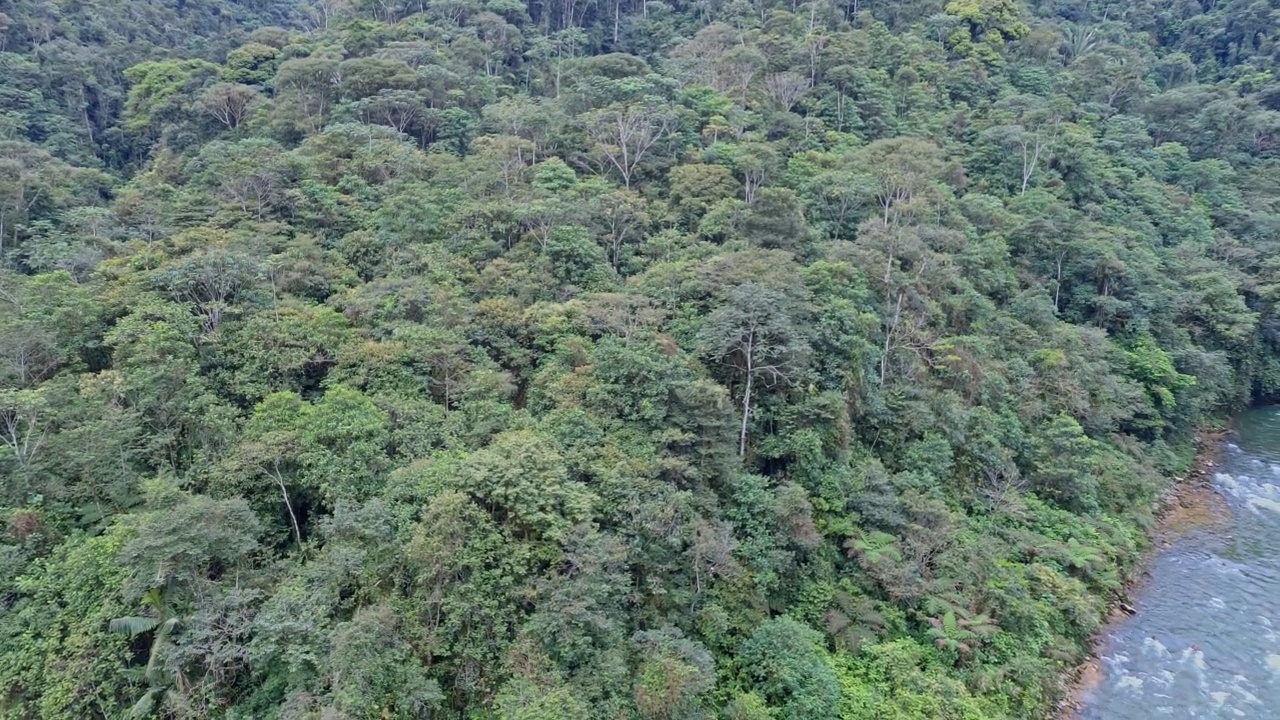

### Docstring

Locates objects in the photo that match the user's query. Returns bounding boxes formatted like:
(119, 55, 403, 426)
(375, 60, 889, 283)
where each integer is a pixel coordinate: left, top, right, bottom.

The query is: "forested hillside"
(2, 0, 1278, 715)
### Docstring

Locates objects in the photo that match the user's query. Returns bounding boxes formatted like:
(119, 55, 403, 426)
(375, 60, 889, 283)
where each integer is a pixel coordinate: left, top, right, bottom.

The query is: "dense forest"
(1, 0, 1278, 716)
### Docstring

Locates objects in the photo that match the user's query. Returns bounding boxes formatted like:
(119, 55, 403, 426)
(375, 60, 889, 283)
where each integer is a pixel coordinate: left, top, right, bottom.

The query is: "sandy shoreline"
(1055, 429, 1232, 719)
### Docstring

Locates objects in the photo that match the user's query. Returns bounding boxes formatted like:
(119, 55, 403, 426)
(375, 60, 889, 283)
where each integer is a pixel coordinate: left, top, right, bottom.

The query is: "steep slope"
(2, 0, 1278, 717)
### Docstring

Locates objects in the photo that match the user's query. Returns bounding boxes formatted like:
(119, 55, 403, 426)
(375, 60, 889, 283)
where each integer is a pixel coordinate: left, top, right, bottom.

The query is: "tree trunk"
(268, 464, 302, 545)
(1021, 138, 1038, 195)
(880, 290, 904, 384)
(739, 334, 754, 457)
(1054, 253, 1065, 312)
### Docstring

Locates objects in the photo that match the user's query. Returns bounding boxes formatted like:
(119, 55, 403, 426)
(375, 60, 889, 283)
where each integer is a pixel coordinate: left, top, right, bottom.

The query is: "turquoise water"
(1078, 408, 1280, 718)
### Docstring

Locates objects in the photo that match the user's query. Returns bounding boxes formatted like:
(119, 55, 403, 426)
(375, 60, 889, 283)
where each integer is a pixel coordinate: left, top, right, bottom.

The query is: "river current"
(1078, 408, 1280, 718)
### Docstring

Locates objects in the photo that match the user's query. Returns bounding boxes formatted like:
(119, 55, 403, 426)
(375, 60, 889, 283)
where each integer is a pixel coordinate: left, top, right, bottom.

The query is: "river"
(1077, 408, 1280, 718)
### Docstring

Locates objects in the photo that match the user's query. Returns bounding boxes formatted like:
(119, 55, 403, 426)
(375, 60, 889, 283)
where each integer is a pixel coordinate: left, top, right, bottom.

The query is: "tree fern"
(824, 590, 885, 652)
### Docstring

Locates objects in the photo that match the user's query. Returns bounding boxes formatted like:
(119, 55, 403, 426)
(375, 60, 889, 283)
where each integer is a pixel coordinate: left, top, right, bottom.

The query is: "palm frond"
(109, 616, 161, 638)
(128, 689, 159, 719)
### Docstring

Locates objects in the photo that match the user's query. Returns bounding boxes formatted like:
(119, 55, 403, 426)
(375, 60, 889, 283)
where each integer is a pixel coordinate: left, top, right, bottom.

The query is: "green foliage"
(494, 678, 590, 720)
(123, 60, 221, 136)
(318, 604, 444, 718)
(835, 640, 997, 719)
(457, 428, 597, 542)
(223, 43, 281, 85)
(0, 528, 135, 719)
(2, 0, 1277, 716)
(944, 0, 1030, 64)
(1124, 335, 1197, 410)
(739, 616, 841, 720)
